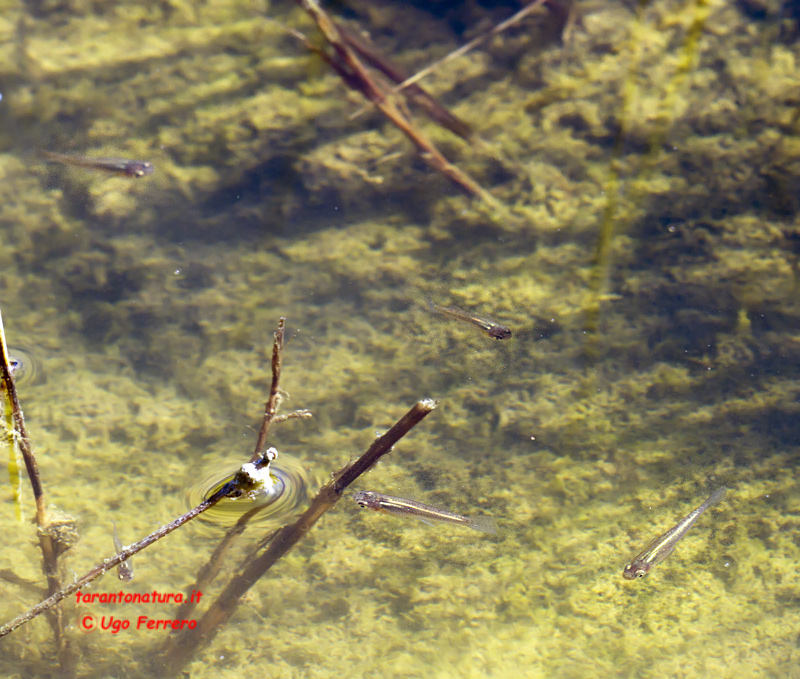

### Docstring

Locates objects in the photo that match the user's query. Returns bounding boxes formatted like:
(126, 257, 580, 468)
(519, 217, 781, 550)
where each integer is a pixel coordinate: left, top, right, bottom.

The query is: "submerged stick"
(158, 398, 437, 674)
(296, 0, 499, 207)
(335, 22, 473, 140)
(350, 0, 549, 122)
(583, 0, 709, 358)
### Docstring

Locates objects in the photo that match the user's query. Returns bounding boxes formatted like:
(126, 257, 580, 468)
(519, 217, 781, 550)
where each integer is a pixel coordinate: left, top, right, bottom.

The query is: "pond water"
(1, 0, 799, 677)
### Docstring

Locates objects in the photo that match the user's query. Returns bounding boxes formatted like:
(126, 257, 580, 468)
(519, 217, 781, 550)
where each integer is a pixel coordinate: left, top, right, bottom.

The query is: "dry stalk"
(252, 317, 286, 460)
(350, 0, 550, 122)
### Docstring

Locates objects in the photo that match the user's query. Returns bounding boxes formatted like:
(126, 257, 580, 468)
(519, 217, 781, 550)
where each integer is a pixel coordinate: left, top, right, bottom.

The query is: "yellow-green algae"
(2, 0, 800, 677)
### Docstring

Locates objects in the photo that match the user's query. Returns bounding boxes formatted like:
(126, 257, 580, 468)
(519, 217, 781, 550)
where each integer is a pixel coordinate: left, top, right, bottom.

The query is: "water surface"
(0, 0, 799, 677)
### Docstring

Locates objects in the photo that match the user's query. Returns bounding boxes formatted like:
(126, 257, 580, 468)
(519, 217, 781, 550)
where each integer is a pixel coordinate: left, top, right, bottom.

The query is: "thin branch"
(335, 22, 473, 140)
(167, 506, 279, 628)
(252, 317, 286, 460)
(350, 0, 549, 122)
(158, 398, 437, 674)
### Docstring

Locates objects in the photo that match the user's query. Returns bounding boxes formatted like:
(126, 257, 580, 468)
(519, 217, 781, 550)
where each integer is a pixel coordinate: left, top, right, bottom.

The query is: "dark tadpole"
(40, 150, 154, 177)
(430, 302, 512, 340)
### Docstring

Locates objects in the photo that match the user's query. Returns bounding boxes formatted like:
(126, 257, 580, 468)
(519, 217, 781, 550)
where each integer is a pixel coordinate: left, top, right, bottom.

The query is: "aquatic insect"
(186, 453, 313, 535)
(623, 487, 727, 580)
(9, 358, 21, 377)
(430, 302, 512, 340)
(7, 347, 38, 386)
(112, 522, 134, 582)
(353, 490, 498, 534)
(40, 150, 154, 177)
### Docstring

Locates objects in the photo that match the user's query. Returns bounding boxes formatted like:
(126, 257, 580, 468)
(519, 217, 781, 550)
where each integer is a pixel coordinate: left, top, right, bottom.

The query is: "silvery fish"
(430, 302, 512, 340)
(112, 522, 134, 582)
(353, 490, 498, 534)
(623, 487, 727, 580)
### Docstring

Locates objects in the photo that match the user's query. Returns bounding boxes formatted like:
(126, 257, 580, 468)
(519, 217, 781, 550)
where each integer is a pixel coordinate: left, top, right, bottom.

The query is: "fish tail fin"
(468, 516, 498, 534)
(38, 149, 62, 163)
(706, 486, 727, 508)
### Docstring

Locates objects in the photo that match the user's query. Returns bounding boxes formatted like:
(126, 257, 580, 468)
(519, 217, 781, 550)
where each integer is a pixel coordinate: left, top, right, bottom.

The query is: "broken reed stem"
(0, 312, 43, 517)
(158, 398, 437, 675)
(296, 0, 499, 207)
(335, 22, 473, 140)
(0, 466, 257, 639)
(0, 307, 65, 651)
(252, 317, 286, 460)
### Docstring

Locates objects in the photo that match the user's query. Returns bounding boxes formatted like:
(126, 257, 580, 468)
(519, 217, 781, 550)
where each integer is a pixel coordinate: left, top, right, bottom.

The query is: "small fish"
(353, 490, 498, 534)
(40, 150, 154, 177)
(623, 487, 727, 580)
(430, 302, 511, 340)
(112, 522, 134, 582)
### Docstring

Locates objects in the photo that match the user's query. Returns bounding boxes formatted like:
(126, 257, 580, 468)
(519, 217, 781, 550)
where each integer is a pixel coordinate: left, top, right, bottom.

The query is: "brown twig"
(252, 317, 286, 460)
(158, 398, 437, 674)
(167, 505, 276, 629)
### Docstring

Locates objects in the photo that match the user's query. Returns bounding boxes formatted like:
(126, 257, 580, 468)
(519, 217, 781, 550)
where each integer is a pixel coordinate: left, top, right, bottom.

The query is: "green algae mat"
(1, 0, 800, 676)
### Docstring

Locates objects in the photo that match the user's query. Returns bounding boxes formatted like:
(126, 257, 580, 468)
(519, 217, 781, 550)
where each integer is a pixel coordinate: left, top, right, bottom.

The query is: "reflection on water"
(0, 0, 799, 677)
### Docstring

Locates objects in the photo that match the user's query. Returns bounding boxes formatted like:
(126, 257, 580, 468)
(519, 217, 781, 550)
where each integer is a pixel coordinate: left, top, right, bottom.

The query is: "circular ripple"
(7, 347, 39, 386)
(187, 453, 312, 533)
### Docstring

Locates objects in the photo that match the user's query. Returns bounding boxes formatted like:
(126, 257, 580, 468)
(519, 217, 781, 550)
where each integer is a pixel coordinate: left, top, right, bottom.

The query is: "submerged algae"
(2, 0, 800, 677)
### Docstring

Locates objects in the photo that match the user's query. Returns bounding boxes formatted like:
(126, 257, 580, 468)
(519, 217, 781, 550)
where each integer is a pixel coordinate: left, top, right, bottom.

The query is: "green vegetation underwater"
(1, 0, 800, 676)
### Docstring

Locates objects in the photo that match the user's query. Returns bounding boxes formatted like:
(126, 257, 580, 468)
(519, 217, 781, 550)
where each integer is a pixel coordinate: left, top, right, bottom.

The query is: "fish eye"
(636, 571, 645, 578)
(357, 502, 366, 508)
